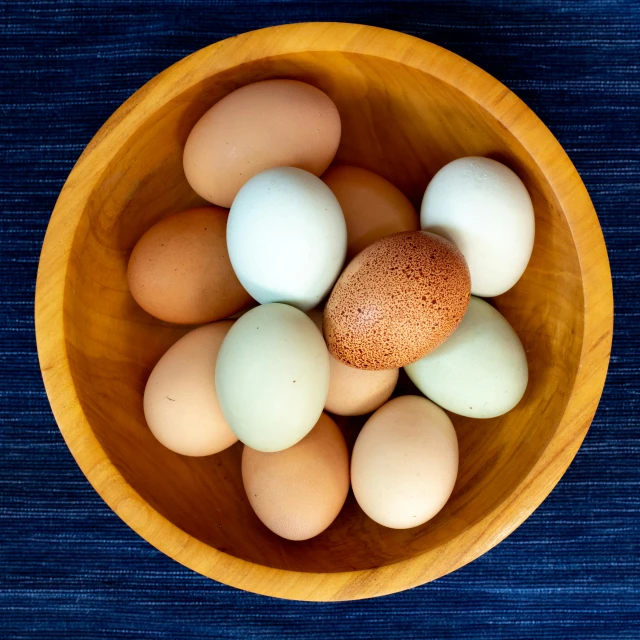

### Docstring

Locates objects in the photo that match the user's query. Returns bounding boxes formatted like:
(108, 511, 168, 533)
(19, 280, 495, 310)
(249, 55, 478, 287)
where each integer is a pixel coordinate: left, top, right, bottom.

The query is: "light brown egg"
(323, 165, 419, 259)
(351, 395, 458, 529)
(183, 80, 341, 208)
(144, 322, 238, 456)
(241, 413, 349, 541)
(324, 231, 471, 370)
(127, 207, 253, 324)
(326, 358, 398, 416)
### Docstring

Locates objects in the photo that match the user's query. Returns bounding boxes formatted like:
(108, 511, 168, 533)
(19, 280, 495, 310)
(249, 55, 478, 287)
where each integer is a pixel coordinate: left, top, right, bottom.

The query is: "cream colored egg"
(405, 296, 528, 418)
(351, 396, 458, 529)
(143, 322, 238, 456)
(242, 413, 350, 541)
(421, 156, 535, 297)
(215, 303, 330, 452)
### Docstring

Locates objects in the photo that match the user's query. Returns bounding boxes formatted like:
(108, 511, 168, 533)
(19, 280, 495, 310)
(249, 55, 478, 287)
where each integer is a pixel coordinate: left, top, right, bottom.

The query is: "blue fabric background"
(1, 1, 638, 638)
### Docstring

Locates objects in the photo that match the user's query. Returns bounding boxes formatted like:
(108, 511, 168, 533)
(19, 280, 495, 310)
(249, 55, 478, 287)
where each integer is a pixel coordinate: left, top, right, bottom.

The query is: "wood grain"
(35, 22, 613, 601)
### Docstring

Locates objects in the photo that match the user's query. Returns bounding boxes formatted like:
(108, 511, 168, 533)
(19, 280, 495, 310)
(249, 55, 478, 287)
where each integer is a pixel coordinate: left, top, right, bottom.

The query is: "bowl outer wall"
(34, 22, 613, 601)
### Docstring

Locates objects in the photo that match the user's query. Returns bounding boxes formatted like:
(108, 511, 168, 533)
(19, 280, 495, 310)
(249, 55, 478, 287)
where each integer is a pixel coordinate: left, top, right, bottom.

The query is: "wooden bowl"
(35, 23, 613, 601)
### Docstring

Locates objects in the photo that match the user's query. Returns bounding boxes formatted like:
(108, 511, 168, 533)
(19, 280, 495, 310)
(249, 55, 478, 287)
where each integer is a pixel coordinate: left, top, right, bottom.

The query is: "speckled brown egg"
(128, 207, 253, 324)
(323, 231, 471, 370)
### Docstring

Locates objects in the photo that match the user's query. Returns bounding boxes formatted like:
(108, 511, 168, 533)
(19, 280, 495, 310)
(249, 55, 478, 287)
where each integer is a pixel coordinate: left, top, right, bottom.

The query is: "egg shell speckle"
(324, 231, 471, 370)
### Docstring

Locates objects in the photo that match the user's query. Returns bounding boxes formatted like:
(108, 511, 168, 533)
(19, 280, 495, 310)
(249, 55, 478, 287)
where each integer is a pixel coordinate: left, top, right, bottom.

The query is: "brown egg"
(326, 358, 398, 416)
(128, 207, 253, 324)
(144, 321, 238, 456)
(241, 413, 349, 541)
(183, 80, 341, 208)
(323, 165, 419, 259)
(324, 231, 471, 370)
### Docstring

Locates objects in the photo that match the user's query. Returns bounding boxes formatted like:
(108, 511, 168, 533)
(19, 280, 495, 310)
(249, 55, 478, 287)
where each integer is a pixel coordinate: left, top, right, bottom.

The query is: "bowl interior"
(64, 51, 584, 573)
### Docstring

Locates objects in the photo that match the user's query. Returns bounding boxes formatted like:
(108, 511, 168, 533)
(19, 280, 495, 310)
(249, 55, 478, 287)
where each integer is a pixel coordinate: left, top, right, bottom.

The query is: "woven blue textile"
(1, 1, 638, 638)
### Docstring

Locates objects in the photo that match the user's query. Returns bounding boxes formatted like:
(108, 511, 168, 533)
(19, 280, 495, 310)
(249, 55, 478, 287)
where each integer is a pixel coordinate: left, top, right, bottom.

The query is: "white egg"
(215, 303, 330, 452)
(227, 167, 347, 311)
(421, 157, 534, 297)
(405, 297, 528, 418)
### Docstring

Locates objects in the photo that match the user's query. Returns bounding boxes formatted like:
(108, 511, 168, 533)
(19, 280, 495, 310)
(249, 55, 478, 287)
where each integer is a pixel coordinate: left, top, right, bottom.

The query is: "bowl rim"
(35, 21, 613, 601)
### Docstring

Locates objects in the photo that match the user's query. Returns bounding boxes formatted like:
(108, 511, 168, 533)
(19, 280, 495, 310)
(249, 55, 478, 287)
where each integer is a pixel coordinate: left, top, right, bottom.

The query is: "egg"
(326, 359, 399, 417)
(421, 156, 535, 297)
(215, 303, 330, 452)
(144, 322, 238, 456)
(322, 165, 419, 259)
(306, 308, 399, 416)
(351, 396, 458, 529)
(405, 296, 528, 418)
(127, 207, 252, 324)
(227, 167, 347, 311)
(183, 79, 341, 208)
(242, 413, 350, 541)
(324, 231, 471, 370)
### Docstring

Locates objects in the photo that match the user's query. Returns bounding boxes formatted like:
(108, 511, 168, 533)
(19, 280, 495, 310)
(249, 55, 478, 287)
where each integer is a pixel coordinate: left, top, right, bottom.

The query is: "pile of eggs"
(129, 79, 534, 540)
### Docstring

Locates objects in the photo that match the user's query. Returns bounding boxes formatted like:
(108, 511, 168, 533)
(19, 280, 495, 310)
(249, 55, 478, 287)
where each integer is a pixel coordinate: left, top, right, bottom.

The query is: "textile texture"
(1, 1, 638, 638)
